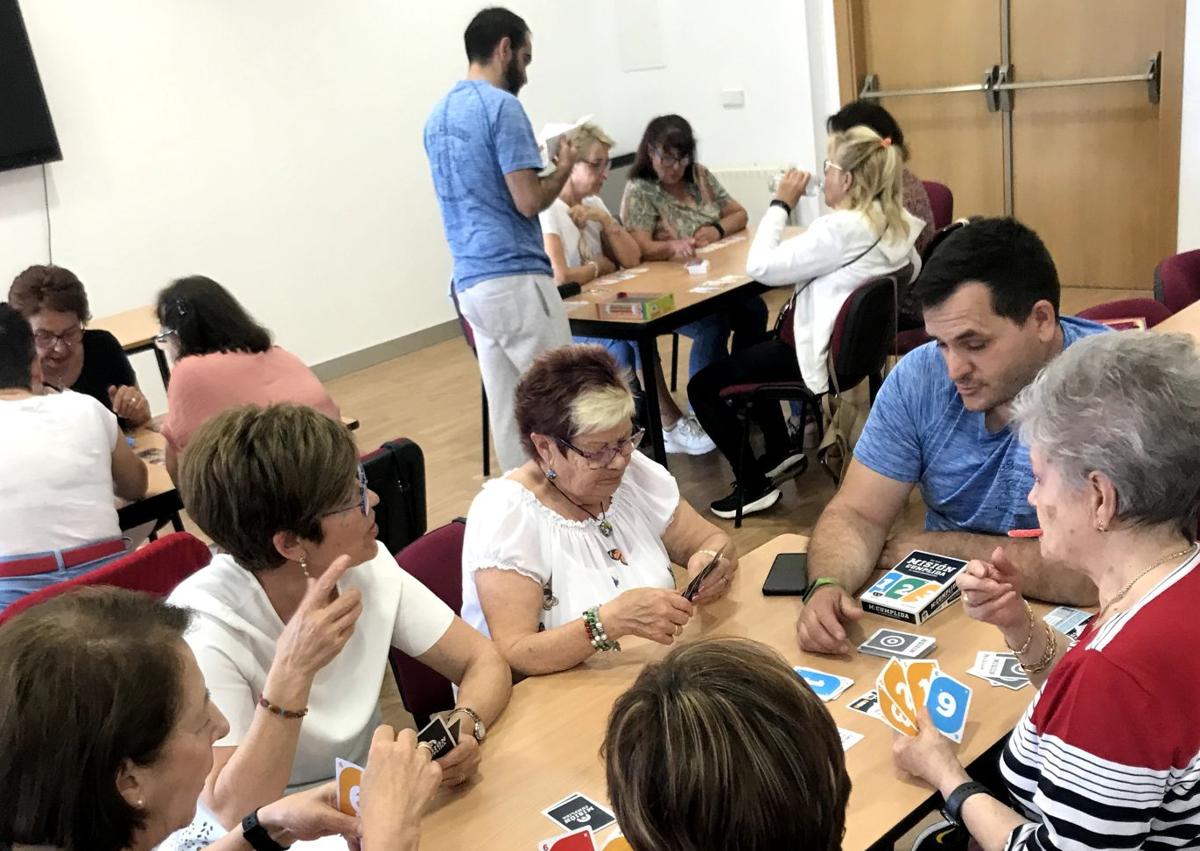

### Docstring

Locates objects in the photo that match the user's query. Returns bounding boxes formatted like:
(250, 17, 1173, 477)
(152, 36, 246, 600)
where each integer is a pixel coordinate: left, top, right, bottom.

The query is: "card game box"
(859, 550, 968, 625)
(598, 292, 675, 321)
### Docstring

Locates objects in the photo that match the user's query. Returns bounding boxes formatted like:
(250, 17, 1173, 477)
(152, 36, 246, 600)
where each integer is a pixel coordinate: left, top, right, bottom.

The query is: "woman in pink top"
(155, 276, 340, 481)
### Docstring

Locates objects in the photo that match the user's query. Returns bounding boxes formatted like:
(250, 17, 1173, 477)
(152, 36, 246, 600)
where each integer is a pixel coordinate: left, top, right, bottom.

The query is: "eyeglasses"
(557, 428, 645, 469)
(582, 157, 611, 172)
(153, 328, 177, 348)
(653, 148, 691, 169)
(33, 326, 83, 351)
(320, 464, 370, 518)
(823, 159, 846, 174)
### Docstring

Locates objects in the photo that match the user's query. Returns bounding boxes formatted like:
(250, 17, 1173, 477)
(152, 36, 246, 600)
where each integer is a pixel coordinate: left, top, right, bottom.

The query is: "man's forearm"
(808, 504, 889, 594)
(889, 531, 1098, 606)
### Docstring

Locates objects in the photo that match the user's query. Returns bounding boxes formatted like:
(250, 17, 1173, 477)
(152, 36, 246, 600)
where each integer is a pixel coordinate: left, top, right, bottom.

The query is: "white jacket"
(746, 203, 923, 393)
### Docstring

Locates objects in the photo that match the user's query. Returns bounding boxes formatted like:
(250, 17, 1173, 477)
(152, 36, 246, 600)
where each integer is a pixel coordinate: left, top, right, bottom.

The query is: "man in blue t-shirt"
(424, 7, 578, 471)
(797, 218, 1106, 654)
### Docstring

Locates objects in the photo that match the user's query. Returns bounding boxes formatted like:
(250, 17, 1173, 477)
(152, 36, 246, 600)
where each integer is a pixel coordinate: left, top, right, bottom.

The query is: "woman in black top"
(8, 265, 151, 428)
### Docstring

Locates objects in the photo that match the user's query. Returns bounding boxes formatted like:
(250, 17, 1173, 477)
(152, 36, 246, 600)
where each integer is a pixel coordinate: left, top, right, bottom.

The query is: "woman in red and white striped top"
(892, 330, 1200, 851)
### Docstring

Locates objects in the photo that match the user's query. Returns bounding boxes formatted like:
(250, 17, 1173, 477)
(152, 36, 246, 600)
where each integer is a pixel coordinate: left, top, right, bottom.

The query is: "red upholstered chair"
(718, 274, 899, 527)
(897, 219, 971, 353)
(0, 532, 211, 626)
(1154, 249, 1200, 314)
(922, 181, 954, 231)
(388, 519, 466, 725)
(450, 291, 493, 478)
(1077, 298, 1172, 329)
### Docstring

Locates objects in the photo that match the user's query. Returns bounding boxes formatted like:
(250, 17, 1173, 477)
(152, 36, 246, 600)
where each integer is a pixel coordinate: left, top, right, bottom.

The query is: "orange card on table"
(904, 660, 941, 712)
(335, 757, 364, 816)
(601, 836, 633, 851)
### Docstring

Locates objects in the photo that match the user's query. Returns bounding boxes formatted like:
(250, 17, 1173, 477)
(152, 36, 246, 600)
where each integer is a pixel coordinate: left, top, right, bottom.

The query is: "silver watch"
(451, 706, 486, 744)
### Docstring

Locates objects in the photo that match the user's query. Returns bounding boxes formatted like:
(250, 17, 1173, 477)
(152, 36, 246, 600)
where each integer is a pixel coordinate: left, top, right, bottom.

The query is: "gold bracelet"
(1003, 600, 1037, 656)
(1020, 620, 1059, 675)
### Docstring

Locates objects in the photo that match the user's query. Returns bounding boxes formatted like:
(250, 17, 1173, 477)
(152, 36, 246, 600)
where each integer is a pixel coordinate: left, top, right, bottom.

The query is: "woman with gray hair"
(892, 330, 1200, 851)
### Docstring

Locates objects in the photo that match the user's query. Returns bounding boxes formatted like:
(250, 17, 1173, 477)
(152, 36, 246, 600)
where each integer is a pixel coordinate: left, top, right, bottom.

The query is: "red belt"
(0, 537, 127, 578)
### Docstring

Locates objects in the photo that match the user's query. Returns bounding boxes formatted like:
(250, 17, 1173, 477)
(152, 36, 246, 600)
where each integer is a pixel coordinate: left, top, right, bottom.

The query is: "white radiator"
(709, 165, 817, 226)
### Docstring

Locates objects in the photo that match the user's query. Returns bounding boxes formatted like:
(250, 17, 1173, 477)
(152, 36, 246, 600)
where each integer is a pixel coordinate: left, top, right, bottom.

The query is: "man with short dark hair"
(425, 7, 577, 471)
(796, 218, 1106, 655)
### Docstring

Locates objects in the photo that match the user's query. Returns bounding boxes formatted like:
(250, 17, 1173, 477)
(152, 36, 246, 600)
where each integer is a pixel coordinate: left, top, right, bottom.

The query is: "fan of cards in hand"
(856, 657, 973, 743)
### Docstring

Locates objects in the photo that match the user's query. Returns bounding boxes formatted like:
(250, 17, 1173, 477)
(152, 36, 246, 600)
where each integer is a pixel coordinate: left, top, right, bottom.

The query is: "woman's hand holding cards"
(436, 735, 481, 788)
(957, 547, 1026, 634)
(599, 589, 694, 646)
(891, 706, 968, 791)
(359, 725, 442, 851)
(683, 548, 736, 605)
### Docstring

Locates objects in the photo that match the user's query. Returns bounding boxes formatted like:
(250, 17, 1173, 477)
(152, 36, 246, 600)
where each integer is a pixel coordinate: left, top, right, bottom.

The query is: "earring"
(299, 556, 311, 578)
(545, 467, 558, 481)
(1096, 522, 1107, 532)
(136, 798, 145, 809)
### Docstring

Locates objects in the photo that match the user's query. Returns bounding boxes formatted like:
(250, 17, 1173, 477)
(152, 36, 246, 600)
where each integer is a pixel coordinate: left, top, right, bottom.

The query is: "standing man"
(425, 7, 577, 472)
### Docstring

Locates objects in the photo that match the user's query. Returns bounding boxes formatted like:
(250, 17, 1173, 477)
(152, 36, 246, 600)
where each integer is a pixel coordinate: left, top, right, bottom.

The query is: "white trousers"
(456, 274, 572, 472)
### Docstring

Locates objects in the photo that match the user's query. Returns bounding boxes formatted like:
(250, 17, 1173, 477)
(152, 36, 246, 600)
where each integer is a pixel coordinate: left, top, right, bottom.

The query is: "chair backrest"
(829, 274, 899, 390)
(1077, 297, 1173, 329)
(0, 532, 211, 626)
(449, 284, 478, 352)
(362, 438, 427, 555)
(920, 218, 968, 263)
(1154, 249, 1200, 313)
(388, 519, 466, 723)
(922, 181, 954, 231)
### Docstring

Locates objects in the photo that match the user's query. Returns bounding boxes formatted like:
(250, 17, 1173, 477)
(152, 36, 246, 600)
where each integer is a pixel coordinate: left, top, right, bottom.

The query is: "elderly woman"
(540, 120, 712, 455)
(165, 404, 511, 836)
(893, 331, 1200, 851)
(605, 637, 851, 850)
(9, 264, 151, 427)
(689, 125, 923, 518)
(620, 114, 768, 383)
(0, 587, 443, 851)
(461, 345, 738, 676)
(154, 276, 340, 482)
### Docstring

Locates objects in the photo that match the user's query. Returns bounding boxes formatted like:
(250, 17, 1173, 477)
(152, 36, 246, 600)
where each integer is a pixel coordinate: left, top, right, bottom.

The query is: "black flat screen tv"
(0, 0, 61, 172)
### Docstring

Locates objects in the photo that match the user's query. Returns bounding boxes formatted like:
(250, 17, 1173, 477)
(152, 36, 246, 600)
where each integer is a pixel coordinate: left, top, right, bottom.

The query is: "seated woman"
(461, 344, 738, 676)
(165, 404, 512, 832)
(9, 264, 152, 428)
(154, 275, 341, 481)
(605, 637, 851, 850)
(689, 125, 923, 519)
(0, 587, 443, 851)
(540, 120, 713, 455)
(620, 114, 768, 382)
(894, 331, 1200, 850)
(0, 304, 146, 611)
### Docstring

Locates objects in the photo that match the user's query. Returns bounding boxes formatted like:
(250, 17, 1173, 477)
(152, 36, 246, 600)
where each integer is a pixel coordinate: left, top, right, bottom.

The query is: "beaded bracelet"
(258, 694, 308, 719)
(583, 606, 621, 652)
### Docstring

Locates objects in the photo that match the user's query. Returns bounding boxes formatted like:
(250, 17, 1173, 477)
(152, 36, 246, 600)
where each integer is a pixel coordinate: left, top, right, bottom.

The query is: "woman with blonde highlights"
(689, 124, 924, 519)
(461, 345, 738, 676)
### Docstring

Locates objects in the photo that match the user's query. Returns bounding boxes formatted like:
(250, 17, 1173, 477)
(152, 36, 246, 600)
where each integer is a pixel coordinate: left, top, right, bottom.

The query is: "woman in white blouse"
(461, 344, 738, 676)
(165, 404, 511, 840)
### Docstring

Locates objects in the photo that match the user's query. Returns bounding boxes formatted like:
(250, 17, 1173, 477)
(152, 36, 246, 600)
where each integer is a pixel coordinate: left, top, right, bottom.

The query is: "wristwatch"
(769, 198, 793, 216)
(942, 780, 991, 827)
(450, 706, 487, 744)
(242, 810, 290, 851)
(712, 220, 726, 238)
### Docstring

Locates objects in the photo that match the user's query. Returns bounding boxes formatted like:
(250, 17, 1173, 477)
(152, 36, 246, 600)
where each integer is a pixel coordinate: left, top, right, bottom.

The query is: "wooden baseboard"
(311, 318, 461, 382)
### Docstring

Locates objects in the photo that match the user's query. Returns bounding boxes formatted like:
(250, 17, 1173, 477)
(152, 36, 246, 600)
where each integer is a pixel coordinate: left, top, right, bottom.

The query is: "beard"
(503, 54, 525, 95)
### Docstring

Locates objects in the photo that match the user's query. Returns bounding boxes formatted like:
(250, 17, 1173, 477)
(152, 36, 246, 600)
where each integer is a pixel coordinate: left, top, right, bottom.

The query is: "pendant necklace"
(545, 474, 624, 562)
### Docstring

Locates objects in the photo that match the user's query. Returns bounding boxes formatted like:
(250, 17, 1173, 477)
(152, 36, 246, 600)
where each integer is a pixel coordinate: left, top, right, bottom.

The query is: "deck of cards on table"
(859, 550, 968, 624)
(858, 627, 936, 659)
(966, 651, 1031, 690)
(875, 657, 973, 743)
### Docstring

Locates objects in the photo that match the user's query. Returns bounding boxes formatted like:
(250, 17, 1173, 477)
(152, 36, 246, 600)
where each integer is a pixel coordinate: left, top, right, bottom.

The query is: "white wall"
(0, 0, 822, 407)
(1178, 0, 1200, 251)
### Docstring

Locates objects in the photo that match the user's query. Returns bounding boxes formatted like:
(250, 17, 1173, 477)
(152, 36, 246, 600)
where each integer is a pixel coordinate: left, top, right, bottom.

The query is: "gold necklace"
(1099, 543, 1197, 620)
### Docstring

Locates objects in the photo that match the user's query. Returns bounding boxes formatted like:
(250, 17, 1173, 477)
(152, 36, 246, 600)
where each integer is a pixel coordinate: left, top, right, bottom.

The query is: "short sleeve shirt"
(619, 165, 733, 239)
(853, 317, 1109, 533)
(72, 330, 137, 424)
(424, 80, 552, 291)
(538, 196, 610, 266)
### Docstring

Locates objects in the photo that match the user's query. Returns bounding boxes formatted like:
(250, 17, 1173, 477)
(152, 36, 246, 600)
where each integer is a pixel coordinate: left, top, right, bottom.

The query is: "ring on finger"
(417, 741, 435, 756)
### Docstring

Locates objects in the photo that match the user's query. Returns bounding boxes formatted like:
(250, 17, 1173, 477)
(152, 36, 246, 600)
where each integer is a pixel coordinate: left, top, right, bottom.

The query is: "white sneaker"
(662, 416, 716, 455)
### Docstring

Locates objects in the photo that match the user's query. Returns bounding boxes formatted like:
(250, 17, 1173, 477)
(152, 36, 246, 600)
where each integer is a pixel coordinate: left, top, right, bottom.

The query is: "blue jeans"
(0, 542, 130, 612)
(576, 294, 769, 377)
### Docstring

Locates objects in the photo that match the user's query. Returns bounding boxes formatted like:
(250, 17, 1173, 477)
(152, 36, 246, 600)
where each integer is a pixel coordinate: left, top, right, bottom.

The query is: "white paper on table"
(291, 837, 349, 851)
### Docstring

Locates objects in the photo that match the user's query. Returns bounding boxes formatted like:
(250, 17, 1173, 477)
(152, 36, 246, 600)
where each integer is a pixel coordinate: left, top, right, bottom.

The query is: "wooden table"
(420, 534, 1042, 851)
(117, 426, 184, 533)
(1153, 299, 1200, 338)
(565, 232, 793, 466)
(91, 305, 172, 387)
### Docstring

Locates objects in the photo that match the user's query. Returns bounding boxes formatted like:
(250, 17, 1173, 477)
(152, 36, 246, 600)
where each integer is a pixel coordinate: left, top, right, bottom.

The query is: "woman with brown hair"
(605, 637, 851, 851)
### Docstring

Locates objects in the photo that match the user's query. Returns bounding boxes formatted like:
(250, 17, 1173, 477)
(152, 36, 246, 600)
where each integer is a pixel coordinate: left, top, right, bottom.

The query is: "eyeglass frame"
(319, 463, 370, 518)
(152, 327, 179, 349)
(555, 427, 645, 469)
(823, 158, 846, 175)
(581, 156, 611, 173)
(33, 325, 84, 351)
(652, 147, 692, 169)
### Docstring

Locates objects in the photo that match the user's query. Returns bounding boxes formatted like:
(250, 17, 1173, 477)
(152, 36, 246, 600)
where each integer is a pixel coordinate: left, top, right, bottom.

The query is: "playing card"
(335, 757, 363, 816)
(859, 628, 936, 659)
(876, 684, 918, 736)
(416, 715, 457, 761)
(847, 689, 885, 720)
(542, 793, 617, 833)
(904, 660, 941, 710)
(877, 658, 915, 714)
(600, 836, 633, 851)
(794, 667, 854, 701)
(682, 546, 724, 601)
(838, 727, 864, 751)
(1044, 606, 1093, 641)
(966, 651, 1030, 689)
(538, 827, 598, 851)
(925, 673, 972, 743)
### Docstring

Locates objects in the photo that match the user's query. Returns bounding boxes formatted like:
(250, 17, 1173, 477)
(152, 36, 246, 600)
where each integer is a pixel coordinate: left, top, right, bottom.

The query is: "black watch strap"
(942, 781, 991, 827)
(242, 810, 289, 851)
(769, 198, 792, 217)
(712, 220, 726, 238)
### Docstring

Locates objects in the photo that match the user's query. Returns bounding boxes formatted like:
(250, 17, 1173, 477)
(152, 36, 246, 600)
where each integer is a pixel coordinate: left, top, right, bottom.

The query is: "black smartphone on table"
(761, 552, 809, 596)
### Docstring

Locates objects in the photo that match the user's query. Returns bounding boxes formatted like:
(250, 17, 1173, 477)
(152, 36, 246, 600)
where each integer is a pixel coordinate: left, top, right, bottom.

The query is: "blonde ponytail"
(827, 125, 907, 240)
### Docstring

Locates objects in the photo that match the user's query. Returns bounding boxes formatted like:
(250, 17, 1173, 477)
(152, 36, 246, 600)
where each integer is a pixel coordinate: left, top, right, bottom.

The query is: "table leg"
(153, 346, 171, 389)
(636, 335, 668, 469)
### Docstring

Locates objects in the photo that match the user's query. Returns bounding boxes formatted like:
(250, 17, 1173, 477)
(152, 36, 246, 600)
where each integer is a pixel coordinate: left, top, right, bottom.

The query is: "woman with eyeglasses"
(540, 120, 714, 456)
(8, 264, 152, 428)
(461, 345, 738, 676)
(164, 403, 512, 843)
